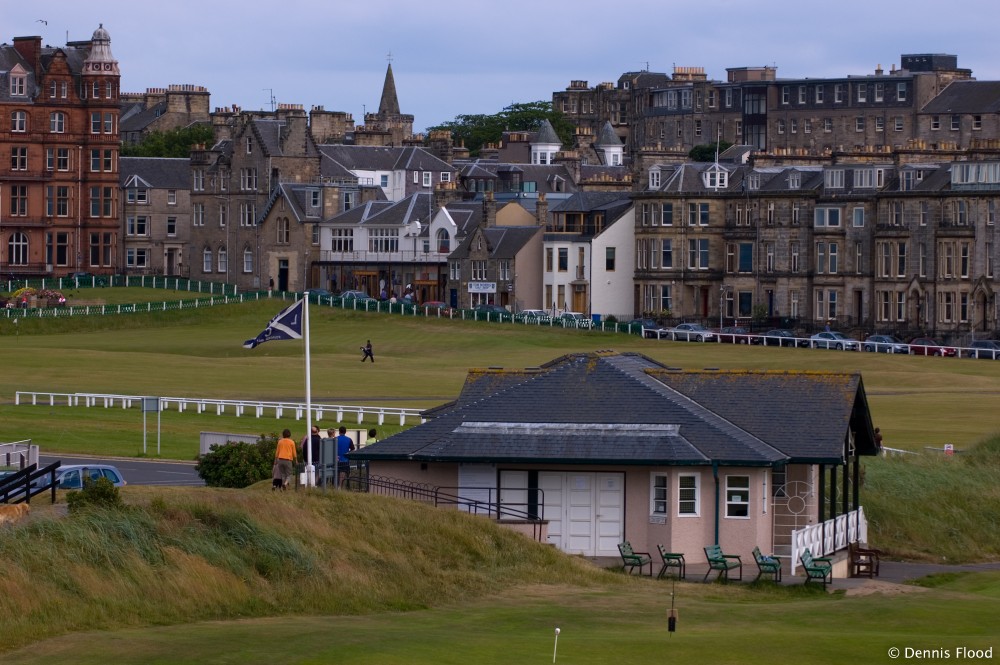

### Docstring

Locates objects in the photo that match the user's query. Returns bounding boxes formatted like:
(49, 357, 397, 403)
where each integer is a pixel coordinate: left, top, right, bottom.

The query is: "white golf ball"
(555, 628, 561, 635)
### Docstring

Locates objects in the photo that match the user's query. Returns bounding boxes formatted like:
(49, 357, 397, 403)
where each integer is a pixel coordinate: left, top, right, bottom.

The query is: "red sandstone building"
(1, 25, 121, 279)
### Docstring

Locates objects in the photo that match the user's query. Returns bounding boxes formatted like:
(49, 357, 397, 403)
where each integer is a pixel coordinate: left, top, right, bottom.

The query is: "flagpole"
(304, 296, 315, 487)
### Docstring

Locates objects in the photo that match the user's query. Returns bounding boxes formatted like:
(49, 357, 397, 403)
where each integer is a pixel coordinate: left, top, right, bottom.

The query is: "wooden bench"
(656, 545, 686, 580)
(752, 546, 782, 582)
(618, 541, 652, 576)
(799, 548, 833, 587)
(849, 541, 882, 578)
(703, 544, 742, 582)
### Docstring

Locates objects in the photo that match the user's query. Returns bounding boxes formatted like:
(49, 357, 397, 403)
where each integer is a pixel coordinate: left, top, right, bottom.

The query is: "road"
(39, 455, 204, 487)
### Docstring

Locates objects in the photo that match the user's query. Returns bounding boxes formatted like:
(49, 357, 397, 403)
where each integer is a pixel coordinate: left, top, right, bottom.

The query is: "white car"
(559, 312, 592, 329)
(517, 309, 552, 324)
(670, 323, 716, 342)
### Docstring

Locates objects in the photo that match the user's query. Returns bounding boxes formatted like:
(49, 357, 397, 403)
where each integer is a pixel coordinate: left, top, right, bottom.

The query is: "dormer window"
(703, 166, 728, 189)
(310, 189, 320, 208)
(9, 73, 26, 96)
(788, 172, 801, 190)
(649, 170, 661, 189)
(246, 137, 252, 154)
(747, 173, 761, 191)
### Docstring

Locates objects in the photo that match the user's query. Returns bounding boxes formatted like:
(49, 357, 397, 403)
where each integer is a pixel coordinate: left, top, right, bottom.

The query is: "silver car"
(671, 323, 716, 342)
(863, 335, 909, 354)
(810, 331, 860, 351)
(53, 464, 127, 489)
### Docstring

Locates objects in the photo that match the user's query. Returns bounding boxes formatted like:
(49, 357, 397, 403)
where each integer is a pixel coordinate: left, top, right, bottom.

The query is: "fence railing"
(789, 506, 867, 575)
(14, 391, 425, 427)
(0, 440, 37, 469)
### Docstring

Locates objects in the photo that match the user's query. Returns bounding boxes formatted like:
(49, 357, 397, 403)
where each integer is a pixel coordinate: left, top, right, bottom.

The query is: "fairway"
(2, 298, 999, 455)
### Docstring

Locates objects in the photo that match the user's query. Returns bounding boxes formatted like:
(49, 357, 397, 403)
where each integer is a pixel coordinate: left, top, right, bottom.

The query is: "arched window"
(50, 112, 66, 133)
(8, 232, 28, 264)
(243, 247, 253, 273)
(436, 228, 450, 253)
(202, 247, 213, 273)
(217, 246, 228, 274)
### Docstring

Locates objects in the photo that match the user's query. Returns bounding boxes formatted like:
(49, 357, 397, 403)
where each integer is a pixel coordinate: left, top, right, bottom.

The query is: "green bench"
(703, 544, 742, 582)
(752, 546, 782, 582)
(618, 541, 652, 576)
(656, 545, 686, 580)
(799, 548, 833, 587)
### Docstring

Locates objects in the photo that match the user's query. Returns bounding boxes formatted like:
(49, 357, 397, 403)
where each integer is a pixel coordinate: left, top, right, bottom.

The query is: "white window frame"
(677, 473, 700, 517)
(725, 475, 750, 519)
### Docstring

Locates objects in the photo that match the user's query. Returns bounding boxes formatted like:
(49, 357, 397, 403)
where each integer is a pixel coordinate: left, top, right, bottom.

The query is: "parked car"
(303, 288, 332, 299)
(52, 464, 126, 490)
(717, 326, 762, 345)
(516, 309, 552, 324)
(69, 271, 107, 286)
(907, 337, 957, 357)
(762, 329, 808, 347)
(809, 331, 860, 351)
(338, 290, 376, 303)
(966, 340, 1000, 359)
(628, 318, 664, 338)
(559, 312, 592, 328)
(863, 334, 909, 354)
(422, 300, 451, 313)
(670, 323, 716, 342)
(472, 303, 510, 316)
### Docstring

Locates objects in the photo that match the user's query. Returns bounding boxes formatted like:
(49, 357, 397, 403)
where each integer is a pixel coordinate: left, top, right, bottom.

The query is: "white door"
(499, 470, 529, 519)
(538, 471, 623, 557)
(457, 463, 496, 515)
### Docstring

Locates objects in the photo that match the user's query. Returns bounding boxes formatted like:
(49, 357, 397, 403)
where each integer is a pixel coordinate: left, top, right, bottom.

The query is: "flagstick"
(304, 297, 315, 487)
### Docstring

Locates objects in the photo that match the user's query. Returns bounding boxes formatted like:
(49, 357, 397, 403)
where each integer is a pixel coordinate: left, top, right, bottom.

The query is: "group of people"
(273, 426, 377, 490)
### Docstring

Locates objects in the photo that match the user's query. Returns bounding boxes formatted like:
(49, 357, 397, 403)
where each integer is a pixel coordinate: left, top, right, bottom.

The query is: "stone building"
(633, 155, 1000, 341)
(119, 84, 211, 144)
(0, 25, 121, 279)
(120, 157, 190, 276)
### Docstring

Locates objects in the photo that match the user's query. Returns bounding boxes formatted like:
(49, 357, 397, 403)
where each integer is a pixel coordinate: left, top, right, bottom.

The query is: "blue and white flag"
(243, 299, 304, 349)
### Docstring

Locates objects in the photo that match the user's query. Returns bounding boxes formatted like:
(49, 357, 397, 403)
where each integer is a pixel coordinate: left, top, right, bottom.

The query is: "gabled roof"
(318, 145, 453, 174)
(449, 224, 541, 261)
(119, 157, 190, 189)
(550, 191, 631, 214)
(353, 352, 877, 466)
(324, 192, 433, 226)
(922, 81, 1000, 114)
(119, 101, 167, 133)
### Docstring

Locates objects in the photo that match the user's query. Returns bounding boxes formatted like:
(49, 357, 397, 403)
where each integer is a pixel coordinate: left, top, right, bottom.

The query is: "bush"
(195, 434, 278, 488)
(66, 476, 124, 513)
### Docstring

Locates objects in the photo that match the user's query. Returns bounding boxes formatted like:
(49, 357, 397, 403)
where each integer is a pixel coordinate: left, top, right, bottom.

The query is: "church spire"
(378, 62, 401, 116)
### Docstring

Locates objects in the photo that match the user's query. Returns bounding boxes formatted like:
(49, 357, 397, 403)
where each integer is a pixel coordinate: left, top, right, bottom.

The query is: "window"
(422, 171, 432, 187)
(834, 84, 844, 103)
(89, 186, 113, 218)
(649, 171, 660, 189)
(240, 202, 256, 227)
(660, 284, 672, 312)
(651, 474, 668, 515)
(738, 243, 753, 273)
(167, 190, 177, 205)
(961, 242, 971, 278)
(823, 117, 833, 132)
(219, 204, 228, 227)
(192, 203, 204, 226)
(829, 243, 838, 274)
(875, 117, 884, 132)
(931, 116, 941, 131)
(8, 232, 28, 264)
(202, 248, 212, 273)
(814, 207, 841, 227)
(46, 186, 70, 217)
(126, 188, 148, 205)
(897, 242, 907, 277)
(781, 86, 790, 104)
(875, 82, 884, 102)
(973, 115, 982, 131)
(824, 170, 844, 188)
(368, 228, 399, 253)
(856, 168, 875, 188)
(798, 85, 806, 104)
(897, 82, 907, 102)
(661, 239, 673, 269)
(192, 169, 204, 192)
(277, 218, 289, 244)
(166, 216, 177, 237)
(766, 243, 775, 273)
(10, 147, 27, 171)
(545, 248, 553, 272)
(857, 84, 867, 103)
(803, 119, 812, 134)
(853, 207, 865, 227)
(855, 116, 865, 132)
(10, 111, 26, 132)
(855, 242, 863, 274)
(726, 476, 750, 518)
(330, 228, 354, 252)
(217, 247, 228, 274)
(788, 171, 802, 189)
(91, 112, 102, 134)
(441, 171, 451, 183)
(240, 168, 258, 191)
(498, 260, 511, 281)
(678, 474, 699, 516)
(243, 248, 253, 273)
(790, 243, 799, 273)
(687, 202, 709, 226)
(50, 112, 66, 133)
(662, 203, 673, 226)
(951, 115, 961, 131)
(605, 247, 616, 271)
(9, 73, 26, 96)
(127, 216, 148, 236)
(777, 119, 785, 135)
(471, 260, 487, 280)
(688, 239, 709, 269)
(558, 248, 568, 272)
(790, 119, 798, 134)
(9, 185, 27, 216)
(894, 116, 904, 132)
(126, 248, 148, 268)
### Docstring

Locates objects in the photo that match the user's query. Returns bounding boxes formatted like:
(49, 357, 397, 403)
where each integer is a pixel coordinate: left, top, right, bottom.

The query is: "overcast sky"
(8, 0, 1000, 133)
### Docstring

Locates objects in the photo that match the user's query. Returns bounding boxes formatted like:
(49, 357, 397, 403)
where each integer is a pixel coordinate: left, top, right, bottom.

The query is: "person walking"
(274, 429, 297, 491)
(335, 426, 356, 488)
(360, 340, 374, 363)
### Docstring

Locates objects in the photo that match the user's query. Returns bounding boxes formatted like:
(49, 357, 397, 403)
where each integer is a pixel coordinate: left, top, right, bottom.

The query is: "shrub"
(66, 476, 124, 513)
(195, 434, 278, 488)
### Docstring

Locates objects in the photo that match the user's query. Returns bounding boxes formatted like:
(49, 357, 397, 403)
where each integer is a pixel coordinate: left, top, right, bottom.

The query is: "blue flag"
(243, 299, 304, 349)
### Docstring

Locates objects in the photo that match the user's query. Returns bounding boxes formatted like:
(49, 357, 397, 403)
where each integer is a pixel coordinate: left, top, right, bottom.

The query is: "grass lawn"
(4, 577, 998, 664)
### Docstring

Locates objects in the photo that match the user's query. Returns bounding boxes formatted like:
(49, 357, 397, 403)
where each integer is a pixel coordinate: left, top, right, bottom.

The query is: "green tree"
(428, 101, 575, 157)
(122, 125, 215, 158)
(688, 140, 733, 162)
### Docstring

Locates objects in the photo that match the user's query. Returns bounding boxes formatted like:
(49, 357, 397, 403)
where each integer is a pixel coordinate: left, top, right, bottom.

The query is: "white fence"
(789, 506, 867, 575)
(0, 439, 37, 469)
(14, 391, 424, 427)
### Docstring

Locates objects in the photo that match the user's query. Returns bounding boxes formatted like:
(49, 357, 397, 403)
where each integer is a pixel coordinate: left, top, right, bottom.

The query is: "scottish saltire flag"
(243, 299, 304, 349)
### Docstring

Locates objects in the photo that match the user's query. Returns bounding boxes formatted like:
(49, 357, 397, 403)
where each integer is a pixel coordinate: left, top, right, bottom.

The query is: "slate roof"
(119, 157, 190, 189)
(534, 119, 562, 146)
(119, 101, 167, 133)
(449, 224, 541, 261)
(353, 352, 877, 467)
(325, 192, 433, 226)
(922, 81, 1000, 114)
(318, 145, 453, 174)
(595, 121, 621, 148)
(259, 183, 327, 224)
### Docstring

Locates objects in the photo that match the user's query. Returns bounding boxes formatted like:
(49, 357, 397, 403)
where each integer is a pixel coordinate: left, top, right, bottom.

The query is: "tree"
(688, 140, 733, 162)
(427, 101, 575, 157)
(122, 125, 215, 158)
